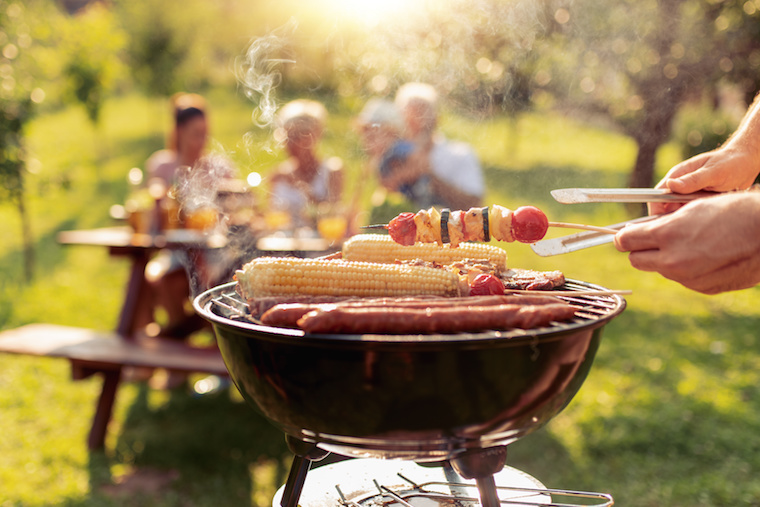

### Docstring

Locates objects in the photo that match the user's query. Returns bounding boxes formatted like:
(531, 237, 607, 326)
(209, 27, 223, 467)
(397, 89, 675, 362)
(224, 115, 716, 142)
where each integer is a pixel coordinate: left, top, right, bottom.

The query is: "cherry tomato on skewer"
(388, 212, 417, 246)
(512, 206, 549, 243)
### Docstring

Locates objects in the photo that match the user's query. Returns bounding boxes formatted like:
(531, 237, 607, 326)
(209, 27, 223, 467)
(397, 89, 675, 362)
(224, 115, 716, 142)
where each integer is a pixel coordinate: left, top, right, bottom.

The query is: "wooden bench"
(0, 323, 228, 450)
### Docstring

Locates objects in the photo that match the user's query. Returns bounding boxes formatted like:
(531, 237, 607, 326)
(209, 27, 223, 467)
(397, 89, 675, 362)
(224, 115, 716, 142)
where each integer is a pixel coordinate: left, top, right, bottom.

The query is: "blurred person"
(268, 99, 344, 230)
(614, 92, 760, 294)
(143, 93, 236, 340)
(146, 93, 210, 188)
(355, 98, 428, 206)
(393, 82, 485, 211)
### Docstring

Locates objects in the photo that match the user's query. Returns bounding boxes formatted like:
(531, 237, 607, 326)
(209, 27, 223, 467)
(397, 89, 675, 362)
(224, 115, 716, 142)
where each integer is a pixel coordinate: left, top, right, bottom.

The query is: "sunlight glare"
(322, 0, 428, 26)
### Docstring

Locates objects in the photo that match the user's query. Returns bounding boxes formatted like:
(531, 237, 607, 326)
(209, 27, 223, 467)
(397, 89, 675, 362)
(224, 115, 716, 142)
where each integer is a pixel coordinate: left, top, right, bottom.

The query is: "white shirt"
(429, 137, 484, 200)
(270, 162, 331, 225)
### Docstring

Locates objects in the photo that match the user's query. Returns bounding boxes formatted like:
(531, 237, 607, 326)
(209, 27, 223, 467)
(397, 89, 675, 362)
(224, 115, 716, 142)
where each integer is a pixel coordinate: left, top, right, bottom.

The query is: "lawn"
(2, 89, 760, 506)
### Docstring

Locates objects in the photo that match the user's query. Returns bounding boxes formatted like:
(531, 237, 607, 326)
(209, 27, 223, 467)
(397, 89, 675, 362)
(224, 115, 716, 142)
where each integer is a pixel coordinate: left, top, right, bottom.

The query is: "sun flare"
(321, 0, 430, 26)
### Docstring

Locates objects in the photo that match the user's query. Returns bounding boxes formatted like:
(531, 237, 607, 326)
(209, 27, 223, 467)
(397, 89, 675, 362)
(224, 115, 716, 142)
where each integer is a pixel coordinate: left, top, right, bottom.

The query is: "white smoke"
(234, 20, 297, 130)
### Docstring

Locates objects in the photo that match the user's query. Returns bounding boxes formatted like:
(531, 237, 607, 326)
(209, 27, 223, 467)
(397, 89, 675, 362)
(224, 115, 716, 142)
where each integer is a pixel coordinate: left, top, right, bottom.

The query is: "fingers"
(648, 201, 684, 216)
(654, 152, 715, 194)
(624, 249, 661, 272)
(666, 167, 714, 194)
(614, 220, 663, 252)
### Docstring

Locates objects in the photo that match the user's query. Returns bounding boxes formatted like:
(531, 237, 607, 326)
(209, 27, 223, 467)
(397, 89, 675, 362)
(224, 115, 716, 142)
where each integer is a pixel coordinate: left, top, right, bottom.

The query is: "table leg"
(116, 251, 152, 338)
(87, 368, 121, 451)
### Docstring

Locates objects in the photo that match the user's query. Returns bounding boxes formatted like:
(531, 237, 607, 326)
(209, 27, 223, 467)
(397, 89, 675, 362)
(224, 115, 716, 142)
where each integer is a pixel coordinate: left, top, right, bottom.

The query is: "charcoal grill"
(193, 279, 625, 507)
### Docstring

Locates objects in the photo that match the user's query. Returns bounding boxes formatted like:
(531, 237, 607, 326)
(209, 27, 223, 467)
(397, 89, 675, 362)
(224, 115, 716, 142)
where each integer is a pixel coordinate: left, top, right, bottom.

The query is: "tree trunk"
(16, 175, 34, 282)
(629, 135, 660, 189)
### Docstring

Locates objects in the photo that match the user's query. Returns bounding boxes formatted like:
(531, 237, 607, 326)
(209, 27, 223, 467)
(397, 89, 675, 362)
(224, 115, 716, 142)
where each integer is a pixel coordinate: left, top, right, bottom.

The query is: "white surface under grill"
(272, 458, 551, 507)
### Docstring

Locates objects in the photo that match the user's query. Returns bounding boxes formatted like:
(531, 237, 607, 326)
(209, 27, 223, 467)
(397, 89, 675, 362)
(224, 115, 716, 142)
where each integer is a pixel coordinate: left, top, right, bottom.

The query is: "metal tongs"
(550, 187, 718, 204)
(531, 187, 714, 256)
(530, 215, 657, 256)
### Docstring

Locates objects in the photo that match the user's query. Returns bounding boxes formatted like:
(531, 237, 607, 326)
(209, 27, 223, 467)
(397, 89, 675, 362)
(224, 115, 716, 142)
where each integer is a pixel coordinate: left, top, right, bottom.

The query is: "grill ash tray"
(272, 458, 613, 507)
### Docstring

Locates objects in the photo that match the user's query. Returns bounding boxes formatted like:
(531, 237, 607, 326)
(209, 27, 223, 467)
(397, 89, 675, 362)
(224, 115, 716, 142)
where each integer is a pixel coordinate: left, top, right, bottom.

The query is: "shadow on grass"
(510, 308, 760, 504)
(85, 384, 292, 507)
(61, 307, 760, 506)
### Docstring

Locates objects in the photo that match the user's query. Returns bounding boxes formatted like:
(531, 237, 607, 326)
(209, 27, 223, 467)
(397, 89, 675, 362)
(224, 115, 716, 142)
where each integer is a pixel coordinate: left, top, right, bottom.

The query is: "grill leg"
(280, 436, 329, 507)
(281, 454, 312, 507)
(450, 446, 508, 507)
(475, 475, 500, 507)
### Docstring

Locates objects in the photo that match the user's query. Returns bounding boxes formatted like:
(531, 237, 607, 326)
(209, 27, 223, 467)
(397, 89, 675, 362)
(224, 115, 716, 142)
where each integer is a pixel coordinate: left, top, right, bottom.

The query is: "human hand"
(650, 146, 760, 215)
(615, 192, 760, 294)
(383, 149, 430, 191)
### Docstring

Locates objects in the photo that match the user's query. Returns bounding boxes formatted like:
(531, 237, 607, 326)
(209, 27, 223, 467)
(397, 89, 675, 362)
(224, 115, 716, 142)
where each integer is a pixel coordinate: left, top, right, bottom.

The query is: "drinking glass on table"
(316, 203, 348, 243)
(265, 209, 292, 232)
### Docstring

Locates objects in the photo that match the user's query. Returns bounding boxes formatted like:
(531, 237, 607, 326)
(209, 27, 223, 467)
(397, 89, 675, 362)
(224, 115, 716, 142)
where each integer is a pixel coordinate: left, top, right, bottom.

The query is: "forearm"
(654, 93, 760, 200)
(724, 92, 760, 164)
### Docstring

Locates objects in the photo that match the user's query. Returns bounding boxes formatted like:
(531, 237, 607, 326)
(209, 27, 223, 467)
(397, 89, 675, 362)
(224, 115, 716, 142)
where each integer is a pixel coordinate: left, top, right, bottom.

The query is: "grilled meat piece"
(500, 268, 565, 291)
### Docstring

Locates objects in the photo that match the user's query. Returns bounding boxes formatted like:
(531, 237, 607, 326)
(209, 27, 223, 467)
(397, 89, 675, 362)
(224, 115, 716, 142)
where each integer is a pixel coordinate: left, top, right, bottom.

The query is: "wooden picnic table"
(0, 224, 340, 450)
(0, 225, 230, 450)
(57, 226, 227, 337)
(254, 233, 337, 258)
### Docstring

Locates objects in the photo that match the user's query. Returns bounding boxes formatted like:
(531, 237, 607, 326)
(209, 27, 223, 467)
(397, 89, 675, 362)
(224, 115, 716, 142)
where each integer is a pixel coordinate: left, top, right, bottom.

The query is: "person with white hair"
(269, 99, 344, 228)
(356, 98, 430, 206)
(392, 82, 485, 210)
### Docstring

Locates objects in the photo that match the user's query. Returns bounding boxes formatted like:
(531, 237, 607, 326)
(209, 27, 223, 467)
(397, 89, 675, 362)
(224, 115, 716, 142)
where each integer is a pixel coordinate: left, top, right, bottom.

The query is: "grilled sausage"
(297, 302, 577, 334)
(260, 295, 566, 328)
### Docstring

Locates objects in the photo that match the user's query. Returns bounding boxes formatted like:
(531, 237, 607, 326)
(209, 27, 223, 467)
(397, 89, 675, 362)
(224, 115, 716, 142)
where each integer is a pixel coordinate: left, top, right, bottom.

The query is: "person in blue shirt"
(356, 98, 432, 207)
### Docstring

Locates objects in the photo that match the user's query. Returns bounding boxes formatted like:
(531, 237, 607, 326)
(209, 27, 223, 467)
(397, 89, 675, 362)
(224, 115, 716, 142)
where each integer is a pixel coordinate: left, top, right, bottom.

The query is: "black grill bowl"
(193, 281, 625, 460)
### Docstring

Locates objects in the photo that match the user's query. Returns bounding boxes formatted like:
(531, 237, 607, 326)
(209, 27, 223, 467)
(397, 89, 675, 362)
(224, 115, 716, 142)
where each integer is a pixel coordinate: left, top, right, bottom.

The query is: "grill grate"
(205, 280, 624, 339)
(284, 461, 616, 507)
(340, 479, 615, 507)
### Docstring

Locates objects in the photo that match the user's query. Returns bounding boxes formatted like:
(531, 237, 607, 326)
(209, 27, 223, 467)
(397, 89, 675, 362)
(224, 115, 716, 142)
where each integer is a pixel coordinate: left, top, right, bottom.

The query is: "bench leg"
(88, 369, 121, 451)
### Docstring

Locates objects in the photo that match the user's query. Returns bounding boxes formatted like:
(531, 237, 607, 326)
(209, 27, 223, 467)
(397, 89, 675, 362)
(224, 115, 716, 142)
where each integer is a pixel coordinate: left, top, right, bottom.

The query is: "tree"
(540, 0, 760, 188)
(61, 2, 127, 125)
(112, 0, 259, 96)
(0, 1, 64, 280)
(333, 0, 760, 190)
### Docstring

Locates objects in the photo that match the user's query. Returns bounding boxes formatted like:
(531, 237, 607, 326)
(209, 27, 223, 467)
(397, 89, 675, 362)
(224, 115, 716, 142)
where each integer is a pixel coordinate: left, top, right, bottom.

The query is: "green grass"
(2, 90, 760, 506)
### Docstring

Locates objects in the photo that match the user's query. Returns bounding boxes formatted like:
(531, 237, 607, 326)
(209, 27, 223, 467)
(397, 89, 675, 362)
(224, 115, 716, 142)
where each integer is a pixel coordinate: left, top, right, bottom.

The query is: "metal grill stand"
(282, 436, 330, 507)
(450, 446, 508, 507)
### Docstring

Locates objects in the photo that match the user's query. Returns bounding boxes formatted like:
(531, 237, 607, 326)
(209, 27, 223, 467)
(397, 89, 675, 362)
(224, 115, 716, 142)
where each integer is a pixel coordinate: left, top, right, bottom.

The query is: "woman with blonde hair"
(268, 99, 344, 228)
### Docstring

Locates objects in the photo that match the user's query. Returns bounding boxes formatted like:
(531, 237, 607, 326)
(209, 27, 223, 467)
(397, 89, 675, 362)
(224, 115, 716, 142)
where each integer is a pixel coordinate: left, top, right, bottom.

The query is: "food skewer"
(362, 221, 619, 235)
(361, 204, 620, 246)
(545, 222, 619, 235)
(504, 289, 632, 296)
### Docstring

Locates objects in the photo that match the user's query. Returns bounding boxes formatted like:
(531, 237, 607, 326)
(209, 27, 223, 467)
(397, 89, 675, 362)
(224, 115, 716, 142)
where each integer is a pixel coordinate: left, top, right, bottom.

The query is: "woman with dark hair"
(142, 94, 235, 342)
(146, 93, 210, 187)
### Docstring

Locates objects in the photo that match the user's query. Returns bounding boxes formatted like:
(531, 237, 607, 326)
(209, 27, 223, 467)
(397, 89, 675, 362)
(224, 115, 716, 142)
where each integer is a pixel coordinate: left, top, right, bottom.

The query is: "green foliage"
(60, 3, 128, 124)
(672, 99, 738, 159)
(0, 0, 66, 279)
(112, 0, 261, 96)
(0, 99, 30, 204)
(114, 0, 197, 96)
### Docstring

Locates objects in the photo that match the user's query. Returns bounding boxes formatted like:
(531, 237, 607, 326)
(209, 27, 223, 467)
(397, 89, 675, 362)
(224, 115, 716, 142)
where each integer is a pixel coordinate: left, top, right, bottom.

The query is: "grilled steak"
(500, 268, 565, 291)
